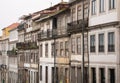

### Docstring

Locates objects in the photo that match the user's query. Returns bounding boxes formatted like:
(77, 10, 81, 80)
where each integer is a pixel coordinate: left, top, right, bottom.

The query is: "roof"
(32, 1, 68, 21)
(2, 23, 19, 30)
(35, 7, 69, 22)
(33, 2, 68, 15)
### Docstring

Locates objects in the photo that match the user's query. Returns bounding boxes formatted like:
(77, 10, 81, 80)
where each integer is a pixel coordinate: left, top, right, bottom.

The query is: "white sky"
(0, 0, 68, 35)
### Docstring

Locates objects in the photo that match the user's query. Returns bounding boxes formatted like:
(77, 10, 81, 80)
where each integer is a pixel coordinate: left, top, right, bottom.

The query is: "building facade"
(0, 0, 120, 83)
(88, 0, 120, 83)
(34, 2, 69, 83)
(0, 23, 19, 83)
(8, 26, 19, 83)
(17, 15, 39, 83)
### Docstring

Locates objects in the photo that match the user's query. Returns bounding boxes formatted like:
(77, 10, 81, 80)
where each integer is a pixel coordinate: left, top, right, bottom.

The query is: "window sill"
(108, 51, 115, 53)
(98, 52, 105, 55)
(90, 52, 96, 55)
(109, 8, 116, 10)
(108, 8, 116, 13)
(99, 11, 106, 15)
(91, 14, 97, 17)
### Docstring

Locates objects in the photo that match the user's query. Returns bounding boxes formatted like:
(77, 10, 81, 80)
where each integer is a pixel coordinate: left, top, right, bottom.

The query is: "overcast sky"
(0, 0, 68, 35)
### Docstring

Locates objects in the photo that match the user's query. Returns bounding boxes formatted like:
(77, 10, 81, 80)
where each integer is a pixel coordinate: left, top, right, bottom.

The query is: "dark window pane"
(40, 66, 42, 81)
(91, 0, 96, 15)
(90, 35, 95, 52)
(71, 67, 76, 83)
(45, 66, 48, 83)
(91, 68, 96, 83)
(109, 69, 115, 83)
(77, 37, 81, 54)
(100, 0, 105, 12)
(99, 34, 104, 52)
(108, 32, 115, 52)
(100, 68, 105, 83)
(109, 0, 115, 9)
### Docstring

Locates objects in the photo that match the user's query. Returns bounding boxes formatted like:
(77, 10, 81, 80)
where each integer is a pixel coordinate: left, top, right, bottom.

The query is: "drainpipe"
(81, 0, 85, 83)
(68, 33, 71, 83)
(52, 27, 56, 83)
(87, 0, 90, 83)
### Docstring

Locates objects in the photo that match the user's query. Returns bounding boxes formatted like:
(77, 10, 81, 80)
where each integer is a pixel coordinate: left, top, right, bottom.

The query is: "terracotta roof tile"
(7, 23, 19, 29)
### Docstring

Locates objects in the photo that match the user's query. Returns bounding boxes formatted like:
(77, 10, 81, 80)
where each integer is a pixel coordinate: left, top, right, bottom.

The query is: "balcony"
(24, 42, 38, 50)
(38, 29, 52, 41)
(16, 42, 38, 50)
(16, 42, 25, 50)
(7, 50, 17, 57)
(29, 42, 38, 49)
(52, 27, 68, 38)
(52, 26, 68, 38)
(67, 19, 88, 34)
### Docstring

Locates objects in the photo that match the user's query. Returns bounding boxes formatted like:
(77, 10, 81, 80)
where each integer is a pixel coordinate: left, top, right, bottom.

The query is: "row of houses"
(0, 0, 119, 83)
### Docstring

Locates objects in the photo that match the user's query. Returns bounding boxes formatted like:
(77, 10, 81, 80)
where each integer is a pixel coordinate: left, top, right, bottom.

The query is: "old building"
(52, 7, 70, 83)
(88, 0, 120, 83)
(17, 22, 26, 83)
(1, 0, 120, 83)
(17, 14, 39, 83)
(33, 2, 69, 83)
(8, 26, 19, 83)
(0, 23, 19, 83)
(67, 0, 89, 83)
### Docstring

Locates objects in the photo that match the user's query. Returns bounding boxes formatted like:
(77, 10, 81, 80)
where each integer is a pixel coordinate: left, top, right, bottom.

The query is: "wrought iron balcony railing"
(16, 42, 25, 50)
(38, 29, 52, 41)
(7, 50, 17, 56)
(16, 42, 38, 50)
(67, 19, 88, 34)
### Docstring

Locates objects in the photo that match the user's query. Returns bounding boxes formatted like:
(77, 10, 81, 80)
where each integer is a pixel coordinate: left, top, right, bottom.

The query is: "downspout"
(82, 0, 85, 83)
(87, 0, 90, 83)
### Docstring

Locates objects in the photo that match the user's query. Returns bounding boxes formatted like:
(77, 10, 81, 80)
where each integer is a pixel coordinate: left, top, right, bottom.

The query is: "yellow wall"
(2, 27, 12, 38)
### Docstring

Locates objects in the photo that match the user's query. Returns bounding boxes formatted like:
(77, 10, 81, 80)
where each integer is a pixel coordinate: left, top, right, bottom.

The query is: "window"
(40, 44, 42, 57)
(33, 53, 35, 63)
(60, 42, 64, 56)
(47, 29, 50, 38)
(71, 67, 76, 83)
(91, 68, 96, 83)
(99, 34, 104, 52)
(77, 67, 81, 83)
(77, 5, 82, 20)
(84, 7, 88, 18)
(100, 68, 105, 83)
(91, 0, 96, 15)
(52, 18, 57, 29)
(65, 41, 69, 56)
(52, 67, 54, 83)
(65, 68, 69, 83)
(108, 32, 115, 52)
(77, 37, 81, 54)
(52, 67, 58, 83)
(100, 0, 105, 12)
(109, 69, 115, 83)
(45, 66, 48, 83)
(72, 8, 76, 21)
(51, 43, 55, 57)
(40, 66, 42, 81)
(90, 35, 95, 52)
(46, 21, 50, 29)
(45, 44, 48, 57)
(55, 42, 59, 56)
(109, 0, 115, 9)
(71, 38, 75, 54)
(35, 53, 38, 63)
